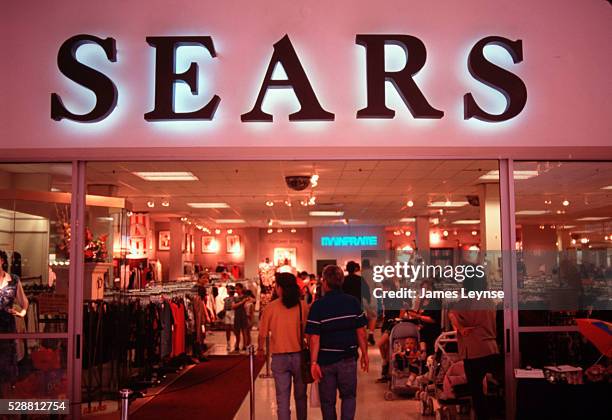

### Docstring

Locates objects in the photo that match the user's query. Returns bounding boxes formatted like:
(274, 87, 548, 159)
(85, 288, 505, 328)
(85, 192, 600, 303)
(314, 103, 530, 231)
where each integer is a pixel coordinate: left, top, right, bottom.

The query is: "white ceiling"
(1, 161, 611, 235)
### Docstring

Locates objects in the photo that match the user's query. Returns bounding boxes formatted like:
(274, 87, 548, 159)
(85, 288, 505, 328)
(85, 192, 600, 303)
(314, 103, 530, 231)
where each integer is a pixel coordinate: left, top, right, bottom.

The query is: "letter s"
(464, 36, 527, 122)
(51, 35, 118, 122)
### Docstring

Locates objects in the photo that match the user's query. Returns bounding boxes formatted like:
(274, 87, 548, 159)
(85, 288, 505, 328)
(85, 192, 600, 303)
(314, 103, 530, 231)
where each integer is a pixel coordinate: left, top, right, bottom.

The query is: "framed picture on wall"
(202, 236, 220, 253)
(274, 247, 297, 267)
(226, 235, 241, 254)
(158, 231, 170, 251)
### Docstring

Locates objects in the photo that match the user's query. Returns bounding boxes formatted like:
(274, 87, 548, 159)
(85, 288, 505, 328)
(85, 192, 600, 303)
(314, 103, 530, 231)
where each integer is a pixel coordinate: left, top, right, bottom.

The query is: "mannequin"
(0, 250, 29, 396)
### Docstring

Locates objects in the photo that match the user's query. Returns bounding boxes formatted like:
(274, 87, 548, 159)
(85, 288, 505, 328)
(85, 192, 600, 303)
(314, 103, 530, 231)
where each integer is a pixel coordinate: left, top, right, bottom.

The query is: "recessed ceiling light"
(399, 217, 416, 223)
(576, 217, 610, 221)
(471, 230, 478, 236)
(405, 231, 411, 237)
(265, 201, 274, 207)
(562, 200, 570, 207)
(284, 200, 292, 207)
(147, 201, 155, 208)
(309, 211, 344, 217)
(215, 219, 246, 224)
(442, 230, 449, 237)
(227, 229, 233, 234)
(267, 228, 273, 234)
(134, 171, 199, 181)
(277, 220, 308, 226)
(452, 220, 481, 225)
(479, 170, 539, 181)
(187, 202, 230, 209)
(214, 228, 221, 234)
(406, 200, 414, 207)
(515, 210, 550, 215)
(429, 201, 469, 207)
(277, 228, 283, 233)
(161, 199, 170, 207)
(290, 228, 297, 233)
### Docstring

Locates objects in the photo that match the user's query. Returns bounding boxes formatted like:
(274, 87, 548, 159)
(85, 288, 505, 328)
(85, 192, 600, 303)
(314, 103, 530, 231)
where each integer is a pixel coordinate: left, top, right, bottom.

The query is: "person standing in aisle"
(232, 283, 254, 352)
(222, 286, 237, 352)
(342, 261, 374, 345)
(257, 273, 309, 420)
(307, 265, 369, 420)
(449, 275, 499, 420)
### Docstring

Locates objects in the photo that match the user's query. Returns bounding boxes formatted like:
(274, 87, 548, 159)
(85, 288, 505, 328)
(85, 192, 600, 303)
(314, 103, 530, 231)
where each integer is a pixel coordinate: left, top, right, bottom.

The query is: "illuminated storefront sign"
(51, 34, 526, 124)
(321, 236, 379, 247)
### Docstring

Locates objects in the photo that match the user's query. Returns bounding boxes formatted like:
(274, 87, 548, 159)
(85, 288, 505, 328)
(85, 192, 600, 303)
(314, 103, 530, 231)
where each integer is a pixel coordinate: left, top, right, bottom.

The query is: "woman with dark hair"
(0, 250, 29, 396)
(257, 273, 309, 420)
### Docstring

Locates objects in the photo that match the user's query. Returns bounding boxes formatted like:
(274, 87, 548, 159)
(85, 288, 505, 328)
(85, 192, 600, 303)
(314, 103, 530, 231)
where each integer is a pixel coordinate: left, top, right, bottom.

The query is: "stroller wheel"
(384, 390, 395, 401)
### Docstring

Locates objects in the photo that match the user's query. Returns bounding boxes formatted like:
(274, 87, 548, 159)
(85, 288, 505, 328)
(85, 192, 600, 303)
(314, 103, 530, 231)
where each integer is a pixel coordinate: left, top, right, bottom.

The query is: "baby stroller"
(383, 320, 424, 401)
(416, 331, 472, 419)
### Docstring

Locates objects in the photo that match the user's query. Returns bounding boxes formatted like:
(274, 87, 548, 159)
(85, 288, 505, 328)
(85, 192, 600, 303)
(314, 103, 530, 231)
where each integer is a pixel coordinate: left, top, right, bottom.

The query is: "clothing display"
(0, 273, 29, 384)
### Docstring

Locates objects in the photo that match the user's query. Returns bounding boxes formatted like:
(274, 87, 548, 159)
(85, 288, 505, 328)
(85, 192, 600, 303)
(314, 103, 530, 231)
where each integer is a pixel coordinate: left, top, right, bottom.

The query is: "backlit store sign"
(51, 34, 526, 124)
(321, 236, 379, 247)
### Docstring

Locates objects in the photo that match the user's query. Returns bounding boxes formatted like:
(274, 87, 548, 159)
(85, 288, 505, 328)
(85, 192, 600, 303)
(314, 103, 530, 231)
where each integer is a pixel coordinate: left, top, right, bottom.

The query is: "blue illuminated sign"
(320, 236, 378, 247)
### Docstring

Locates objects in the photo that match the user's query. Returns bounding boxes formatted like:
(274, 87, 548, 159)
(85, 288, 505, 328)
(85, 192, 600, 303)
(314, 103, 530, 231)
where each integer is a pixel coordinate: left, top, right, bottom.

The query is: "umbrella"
(576, 319, 612, 362)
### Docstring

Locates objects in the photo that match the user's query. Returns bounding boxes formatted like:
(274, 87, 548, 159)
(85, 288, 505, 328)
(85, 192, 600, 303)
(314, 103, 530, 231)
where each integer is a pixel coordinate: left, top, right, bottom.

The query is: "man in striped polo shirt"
(307, 265, 369, 420)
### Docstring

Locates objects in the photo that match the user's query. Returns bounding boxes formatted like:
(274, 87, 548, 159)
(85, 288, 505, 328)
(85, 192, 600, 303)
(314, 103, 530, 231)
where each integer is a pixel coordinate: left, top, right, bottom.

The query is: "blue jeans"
(271, 352, 307, 420)
(319, 358, 357, 420)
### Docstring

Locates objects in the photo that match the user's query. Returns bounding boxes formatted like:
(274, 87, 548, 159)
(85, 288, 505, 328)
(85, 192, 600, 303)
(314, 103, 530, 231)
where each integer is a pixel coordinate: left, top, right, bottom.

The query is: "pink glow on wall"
(1, 0, 611, 157)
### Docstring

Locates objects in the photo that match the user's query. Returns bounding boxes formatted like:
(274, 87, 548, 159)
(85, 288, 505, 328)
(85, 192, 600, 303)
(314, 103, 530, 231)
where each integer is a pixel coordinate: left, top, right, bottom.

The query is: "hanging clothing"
(192, 295, 207, 344)
(159, 301, 174, 358)
(170, 301, 186, 357)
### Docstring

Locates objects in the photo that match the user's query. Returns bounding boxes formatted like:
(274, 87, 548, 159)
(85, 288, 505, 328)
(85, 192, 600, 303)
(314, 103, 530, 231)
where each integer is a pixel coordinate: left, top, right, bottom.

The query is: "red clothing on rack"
(170, 301, 186, 357)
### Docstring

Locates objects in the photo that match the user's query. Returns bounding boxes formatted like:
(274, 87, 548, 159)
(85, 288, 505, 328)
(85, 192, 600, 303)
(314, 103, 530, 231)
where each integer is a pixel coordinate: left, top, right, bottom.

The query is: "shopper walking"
(307, 265, 369, 420)
(257, 273, 309, 420)
(449, 275, 499, 420)
(342, 261, 374, 345)
(222, 286, 237, 352)
(232, 283, 254, 352)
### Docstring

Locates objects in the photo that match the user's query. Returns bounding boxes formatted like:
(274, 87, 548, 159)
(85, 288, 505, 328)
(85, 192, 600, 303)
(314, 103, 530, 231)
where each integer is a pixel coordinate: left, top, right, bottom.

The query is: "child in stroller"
(384, 320, 427, 400)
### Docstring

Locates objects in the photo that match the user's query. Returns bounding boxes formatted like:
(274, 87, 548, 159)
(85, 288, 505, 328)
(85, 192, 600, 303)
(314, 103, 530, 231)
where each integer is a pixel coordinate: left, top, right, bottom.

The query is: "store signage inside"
(321, 236, 379, 247)
(51, 34, 526, 124)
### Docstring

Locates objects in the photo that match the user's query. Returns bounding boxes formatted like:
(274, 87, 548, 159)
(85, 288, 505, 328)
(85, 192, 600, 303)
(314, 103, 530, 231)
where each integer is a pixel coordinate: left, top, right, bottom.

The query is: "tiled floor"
(207, 329, 429, 420)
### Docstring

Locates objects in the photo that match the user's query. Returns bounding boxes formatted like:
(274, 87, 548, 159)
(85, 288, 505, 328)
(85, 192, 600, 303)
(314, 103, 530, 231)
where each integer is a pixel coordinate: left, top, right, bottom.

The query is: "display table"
(516, 378, 612, 419)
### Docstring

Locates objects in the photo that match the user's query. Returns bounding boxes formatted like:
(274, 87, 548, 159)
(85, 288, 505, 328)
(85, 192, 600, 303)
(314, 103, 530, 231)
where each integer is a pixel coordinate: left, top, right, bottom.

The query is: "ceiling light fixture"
(284, 200, 292, 207)
(214, 228, 221, 235)
(180, 217, 188, 222)
(267, 228, 273, 234)
(601, 185, 612, 190)
(562, 200, 570, 207)
(399, 217, 416, 223)
(277, 220, 308, 226)
(309, 211, 344, 217)
(308, 196, 316, 206)
(407, 200, 414, 207)
(405, 231, 411, 237)
(300, 199, 309, 206)
(227, 229, 233, 234)
(267, 219, 273, 226)
(471, 230, 478, 236)
(147, 201, 155, 208)
(452, 220, 480, 225)
(342, 218, 349, 225)
(161, 199, 170, 207)
(277, 228, 283, 233)
(515, 210, 550, 216)
(291, 228, 297, 233)
(215, 219, 246, 224)
(187, 202, 230, 209)
(576, 217, 610, 221)
(544, 199, 552, 205)
(443, 230, 449, 237)
(479, 170, 539, 181)
(265, 200, 274, 207)
(134, 171, 199, 181)
(429, 201, 469, 207)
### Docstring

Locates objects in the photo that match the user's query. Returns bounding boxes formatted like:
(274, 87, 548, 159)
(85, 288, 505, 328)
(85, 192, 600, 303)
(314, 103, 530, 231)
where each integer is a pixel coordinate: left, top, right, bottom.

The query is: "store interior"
(0, 160, 611, 417)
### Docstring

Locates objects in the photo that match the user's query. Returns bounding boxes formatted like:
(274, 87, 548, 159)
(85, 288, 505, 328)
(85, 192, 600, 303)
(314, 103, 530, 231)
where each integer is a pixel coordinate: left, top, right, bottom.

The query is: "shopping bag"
(309, 382, 320, 408)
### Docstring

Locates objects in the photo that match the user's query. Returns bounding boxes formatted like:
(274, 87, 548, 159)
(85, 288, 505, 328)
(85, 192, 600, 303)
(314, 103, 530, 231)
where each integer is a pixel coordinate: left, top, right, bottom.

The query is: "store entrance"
(73, 159, 509, 418)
